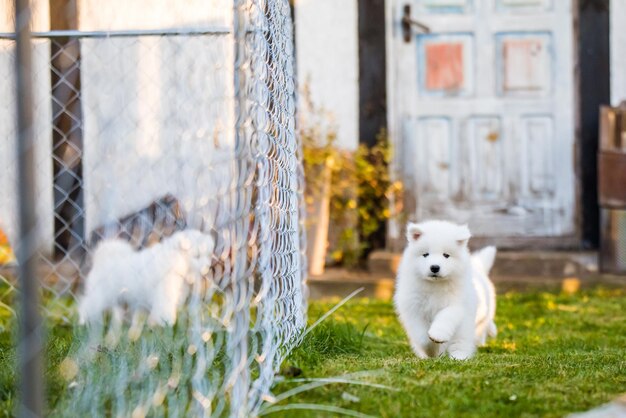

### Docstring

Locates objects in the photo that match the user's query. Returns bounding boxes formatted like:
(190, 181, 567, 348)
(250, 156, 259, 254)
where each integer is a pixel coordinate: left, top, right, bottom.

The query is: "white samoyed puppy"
(78, 229, 214, 326)
(394, 220, 497, 360)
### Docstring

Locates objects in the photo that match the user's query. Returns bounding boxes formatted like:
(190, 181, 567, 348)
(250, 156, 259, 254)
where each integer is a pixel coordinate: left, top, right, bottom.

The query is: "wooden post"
(307, 157, 333, 276)
(577, 0, 611, 248)
(49, 0, 85, 260)
(358, 0, 388, 254)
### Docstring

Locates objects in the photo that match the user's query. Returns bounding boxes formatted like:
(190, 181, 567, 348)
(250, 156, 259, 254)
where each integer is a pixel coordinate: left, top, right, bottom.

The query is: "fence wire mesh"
(1, 0, 307, 416)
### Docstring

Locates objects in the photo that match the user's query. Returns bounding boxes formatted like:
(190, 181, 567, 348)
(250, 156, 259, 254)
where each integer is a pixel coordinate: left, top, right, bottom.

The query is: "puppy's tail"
(487, 321, 497, 338)
(473, 246, 497, 273)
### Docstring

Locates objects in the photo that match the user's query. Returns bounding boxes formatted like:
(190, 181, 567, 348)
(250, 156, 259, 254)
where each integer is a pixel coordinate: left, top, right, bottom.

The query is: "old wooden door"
(386, 0, 576, 242)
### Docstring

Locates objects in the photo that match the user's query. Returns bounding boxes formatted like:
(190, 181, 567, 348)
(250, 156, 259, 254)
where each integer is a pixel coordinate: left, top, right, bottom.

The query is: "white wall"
(611, 0, 626, 105)
(295, 0, 359, 150)
(77, 0, 234, 234)
(0, 0, 54, 252)
(77, 0, 231, 31)
(0, 1, 235, 252)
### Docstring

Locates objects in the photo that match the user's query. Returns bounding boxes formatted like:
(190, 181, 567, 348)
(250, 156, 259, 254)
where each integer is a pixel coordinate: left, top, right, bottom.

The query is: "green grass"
(268, 288, 626, 418)
(0, 287, 625, 417)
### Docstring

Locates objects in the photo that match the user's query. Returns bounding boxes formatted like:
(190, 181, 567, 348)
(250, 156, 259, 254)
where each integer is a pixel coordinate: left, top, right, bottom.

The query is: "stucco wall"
(295, 0, 359, 150)
(611, 0, 626, 105)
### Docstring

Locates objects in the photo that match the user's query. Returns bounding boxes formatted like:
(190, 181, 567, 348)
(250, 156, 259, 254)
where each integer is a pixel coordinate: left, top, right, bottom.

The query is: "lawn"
(0, 287, 625, 417)
(266, 288, 626, 418)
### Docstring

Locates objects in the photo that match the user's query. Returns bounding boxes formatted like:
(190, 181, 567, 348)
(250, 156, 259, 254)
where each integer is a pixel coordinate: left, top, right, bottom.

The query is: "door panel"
(416, 117, 453, 197)
(388, 0, 575, 238)
(523, 115, 554, 196)
(418, 0, 473, 14)
(496, 0, 550, 13)
(418, 34, 474, 96)
(467, 116, 503, 199)
(497, 32, 552, 97)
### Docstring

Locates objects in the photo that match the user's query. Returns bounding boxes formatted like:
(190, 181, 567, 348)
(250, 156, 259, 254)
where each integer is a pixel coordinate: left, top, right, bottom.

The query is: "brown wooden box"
(598, 104, 626, 208)
(599, 104, 626, 151)
(598, 103, 626, 273)
(598, 151, 626, 208)
(600, 208, 626, 274)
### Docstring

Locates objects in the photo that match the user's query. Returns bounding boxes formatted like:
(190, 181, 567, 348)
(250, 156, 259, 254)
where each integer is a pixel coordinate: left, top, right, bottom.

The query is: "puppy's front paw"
(449, 349, 473, 360)
(428, 326, 452, 344)
(412, 348, 430, 360)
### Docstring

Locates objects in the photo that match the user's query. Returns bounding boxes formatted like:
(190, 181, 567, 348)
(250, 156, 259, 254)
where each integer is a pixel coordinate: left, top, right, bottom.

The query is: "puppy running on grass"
(394, 220, 497, 360)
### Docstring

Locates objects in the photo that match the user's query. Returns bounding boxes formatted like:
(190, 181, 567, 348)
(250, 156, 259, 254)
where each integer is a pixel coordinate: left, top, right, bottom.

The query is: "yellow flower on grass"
(502, 341, 516, 351)
(0, 246, 14, 264)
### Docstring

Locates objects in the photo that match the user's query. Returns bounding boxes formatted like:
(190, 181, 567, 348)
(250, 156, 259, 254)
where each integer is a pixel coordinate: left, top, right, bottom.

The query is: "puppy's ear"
(456, 224, 471, 247)
(406, 223, 423, 242)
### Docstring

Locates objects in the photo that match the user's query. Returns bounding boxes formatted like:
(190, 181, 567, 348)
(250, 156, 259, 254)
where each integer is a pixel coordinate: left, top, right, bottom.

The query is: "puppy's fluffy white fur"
(394, 220, 497, 360)
(78, 229, 214, 326)
(471, 245, 498, 346)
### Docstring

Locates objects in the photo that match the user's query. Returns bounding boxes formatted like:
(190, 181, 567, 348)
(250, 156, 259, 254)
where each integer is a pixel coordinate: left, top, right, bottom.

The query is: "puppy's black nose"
(430, 265, 440, 273)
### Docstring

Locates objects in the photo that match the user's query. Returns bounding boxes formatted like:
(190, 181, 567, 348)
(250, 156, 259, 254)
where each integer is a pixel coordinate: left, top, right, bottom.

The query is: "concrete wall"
(611, 0, 626, 105)
(295, 0, 359, 150)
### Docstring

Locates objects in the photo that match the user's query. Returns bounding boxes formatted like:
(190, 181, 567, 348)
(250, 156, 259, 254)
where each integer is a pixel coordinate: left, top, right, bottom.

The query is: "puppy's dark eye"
(422, 253, 429, 258)
(443, 253, 450, 258)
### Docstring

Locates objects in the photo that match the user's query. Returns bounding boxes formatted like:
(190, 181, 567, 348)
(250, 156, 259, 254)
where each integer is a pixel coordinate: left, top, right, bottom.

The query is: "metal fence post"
(15, 0, 44, 417)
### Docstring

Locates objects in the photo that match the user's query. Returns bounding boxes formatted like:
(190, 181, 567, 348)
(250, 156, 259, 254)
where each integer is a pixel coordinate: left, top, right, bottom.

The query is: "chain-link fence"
(1, 0, 306, 416)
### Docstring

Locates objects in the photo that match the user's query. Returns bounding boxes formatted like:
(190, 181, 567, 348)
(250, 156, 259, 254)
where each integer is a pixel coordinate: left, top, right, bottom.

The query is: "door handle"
(402, 4, 430, 43)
